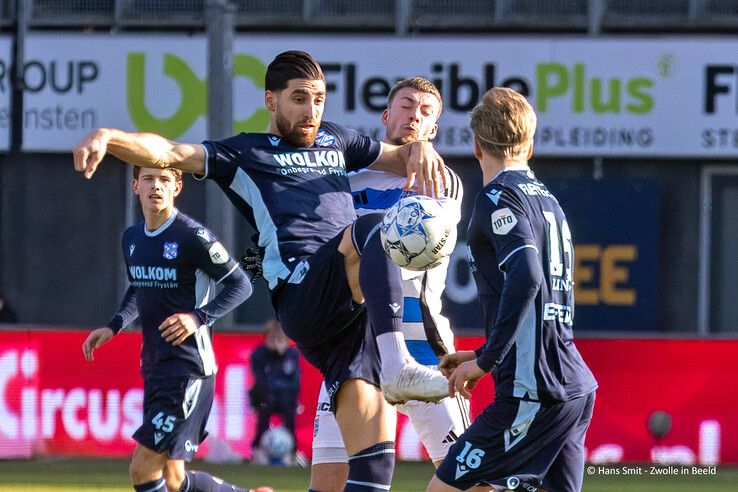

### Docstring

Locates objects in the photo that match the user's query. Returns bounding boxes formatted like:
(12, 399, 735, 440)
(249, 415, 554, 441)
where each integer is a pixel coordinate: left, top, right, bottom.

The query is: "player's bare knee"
(310, 463, 348, 492)
(129, 460, 156, 485)
(162, 461, 185, 492)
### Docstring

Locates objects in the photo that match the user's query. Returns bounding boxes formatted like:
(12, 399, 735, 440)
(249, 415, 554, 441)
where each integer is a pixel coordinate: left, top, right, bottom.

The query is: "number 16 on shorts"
(455, 441, 485, 479)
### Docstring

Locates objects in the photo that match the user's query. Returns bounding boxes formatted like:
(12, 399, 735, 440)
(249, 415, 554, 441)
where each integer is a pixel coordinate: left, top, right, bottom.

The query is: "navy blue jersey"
(121, 210, 240, 379)
(201, 122, 382, 289)
(466, 166, 597, 403)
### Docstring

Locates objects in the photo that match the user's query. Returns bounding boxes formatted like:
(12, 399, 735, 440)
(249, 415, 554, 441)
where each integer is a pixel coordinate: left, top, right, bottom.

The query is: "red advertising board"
(0, 329, 736, 465)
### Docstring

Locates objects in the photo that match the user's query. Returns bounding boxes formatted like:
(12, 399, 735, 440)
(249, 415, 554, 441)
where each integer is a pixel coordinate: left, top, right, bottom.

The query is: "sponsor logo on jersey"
(314, 129, 336, 147)
(486, 189, 501, 205)
(129, 265, 177, 281)
(273, 150, 346, 169)
(491, 208, 517, 235)
(163, 242, 178, 260)
(543, 302, 573, 324)
(184, 440, 199, 453)
(268, 136, 281, 147)
(208, 242, 229, 264)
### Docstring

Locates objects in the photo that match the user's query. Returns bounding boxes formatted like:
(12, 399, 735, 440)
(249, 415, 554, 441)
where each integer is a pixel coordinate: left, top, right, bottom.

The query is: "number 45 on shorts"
(455, 441, 485, 479)
(151, 411, 176, 432)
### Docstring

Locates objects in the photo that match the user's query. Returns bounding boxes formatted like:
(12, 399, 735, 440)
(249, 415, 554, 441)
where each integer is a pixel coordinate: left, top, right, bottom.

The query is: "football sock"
(357, 218, 404, 336)
(358, 222, 414, 372)
(134, 478, 167, 492)
(344, 441, 395, 491)
(181, 470, 248, 492)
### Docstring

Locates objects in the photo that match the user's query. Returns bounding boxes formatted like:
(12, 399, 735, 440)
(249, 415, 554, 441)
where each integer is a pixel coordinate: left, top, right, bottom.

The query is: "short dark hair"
(133, 166, 182, 181)
(388, 77, 443, 115)
(265, 50, 325, 92)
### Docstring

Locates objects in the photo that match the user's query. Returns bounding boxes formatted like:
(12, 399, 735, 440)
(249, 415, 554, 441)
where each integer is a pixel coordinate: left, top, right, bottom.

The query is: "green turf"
(0, 458, 735, 491)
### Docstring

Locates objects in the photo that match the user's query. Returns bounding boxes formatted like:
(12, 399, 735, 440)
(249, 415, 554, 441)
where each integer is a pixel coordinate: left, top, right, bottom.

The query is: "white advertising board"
(4, 34, 738, 157)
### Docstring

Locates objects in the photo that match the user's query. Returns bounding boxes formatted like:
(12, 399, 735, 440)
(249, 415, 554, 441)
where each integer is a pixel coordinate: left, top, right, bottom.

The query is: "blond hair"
(470, 87, 536, 160)
(388, 77, 443, 116)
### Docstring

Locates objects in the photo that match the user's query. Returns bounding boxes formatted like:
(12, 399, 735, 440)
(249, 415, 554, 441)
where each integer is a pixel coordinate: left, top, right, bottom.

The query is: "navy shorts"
(133, 375, 215, 461)
(435, 392, 595, 491)
(274, 217, 384, 411)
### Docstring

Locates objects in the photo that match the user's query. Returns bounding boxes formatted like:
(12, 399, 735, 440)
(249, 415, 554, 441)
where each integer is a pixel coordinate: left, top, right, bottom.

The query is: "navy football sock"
(134, 478, 167, 492)
(358, 222, 404, 338)
(183, 470, 248, 492)
(344, 441, 395, 491)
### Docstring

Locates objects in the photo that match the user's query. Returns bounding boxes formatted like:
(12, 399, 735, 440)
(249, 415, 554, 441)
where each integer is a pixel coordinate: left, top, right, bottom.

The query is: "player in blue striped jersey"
(81, 167, 265, 492)
(74, 51, 449, 492)
(430, 88, 597, 492)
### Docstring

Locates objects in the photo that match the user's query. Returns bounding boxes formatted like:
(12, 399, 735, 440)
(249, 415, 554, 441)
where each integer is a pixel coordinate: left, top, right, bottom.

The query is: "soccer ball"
(380, 195, 459, 271)
(261, 425, 294, 464)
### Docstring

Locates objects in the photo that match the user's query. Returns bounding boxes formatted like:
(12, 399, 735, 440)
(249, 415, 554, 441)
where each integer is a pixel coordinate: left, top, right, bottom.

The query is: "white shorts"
(312, 381, 470, 464)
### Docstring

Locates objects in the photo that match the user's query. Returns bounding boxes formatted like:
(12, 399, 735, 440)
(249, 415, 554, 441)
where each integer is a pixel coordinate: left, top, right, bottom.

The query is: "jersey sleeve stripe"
(215, 262, 239, 284)
(498, 244, 539, 269)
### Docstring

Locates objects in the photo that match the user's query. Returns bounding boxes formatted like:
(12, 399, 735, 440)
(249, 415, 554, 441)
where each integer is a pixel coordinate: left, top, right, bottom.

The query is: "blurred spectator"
(0, 294, 17, 323)
(250, 319, 300, 463)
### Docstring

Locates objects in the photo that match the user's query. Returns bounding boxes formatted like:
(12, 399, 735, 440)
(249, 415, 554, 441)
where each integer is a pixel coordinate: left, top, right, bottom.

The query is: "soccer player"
(309, 77, 474, 492)
(428, 88, 598, 492)
(81, 166, 262, 492)
(74, 51, 448, 492)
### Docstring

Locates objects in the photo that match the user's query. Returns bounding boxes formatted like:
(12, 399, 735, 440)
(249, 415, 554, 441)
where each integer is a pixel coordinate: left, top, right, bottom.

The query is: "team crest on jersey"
(491, 208, 517, 235)
(129, 244, 136, 257)
(314, 129, 336, 147)
(163, 242, 178, 260)
(268, 136, 281, 147)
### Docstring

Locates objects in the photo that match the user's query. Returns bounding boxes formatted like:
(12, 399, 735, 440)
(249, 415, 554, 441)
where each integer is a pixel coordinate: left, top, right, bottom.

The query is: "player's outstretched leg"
(180, 470, 273, 492)
(348, 213, 448, 404)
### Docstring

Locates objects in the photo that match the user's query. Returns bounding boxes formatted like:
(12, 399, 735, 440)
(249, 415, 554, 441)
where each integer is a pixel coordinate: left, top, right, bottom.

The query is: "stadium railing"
(15, 0, 738, 32)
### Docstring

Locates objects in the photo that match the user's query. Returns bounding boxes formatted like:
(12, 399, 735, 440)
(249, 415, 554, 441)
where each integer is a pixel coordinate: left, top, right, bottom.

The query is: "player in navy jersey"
(310, 77, 485, 492)
(74, 51, 448, 492)
(81, 167, 266, 492)
(429, 88, 598, 492)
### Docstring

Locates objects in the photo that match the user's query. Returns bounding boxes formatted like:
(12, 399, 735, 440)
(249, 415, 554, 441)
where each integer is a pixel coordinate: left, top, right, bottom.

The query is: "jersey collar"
(492, 164, 531, 181)
(144, 208, 178, 237)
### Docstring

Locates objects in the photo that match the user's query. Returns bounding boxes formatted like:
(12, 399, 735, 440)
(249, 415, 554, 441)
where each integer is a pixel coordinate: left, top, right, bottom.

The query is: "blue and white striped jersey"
(467, 166, 597, 402)
(120, 210, 241, 379)
(200, 122, 381, 290)
(349, 167, 463, 365)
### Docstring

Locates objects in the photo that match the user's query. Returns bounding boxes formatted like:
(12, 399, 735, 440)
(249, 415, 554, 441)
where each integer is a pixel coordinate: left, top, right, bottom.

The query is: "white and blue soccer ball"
(380, 195, 459, 271)
(261, 425, 294, 464)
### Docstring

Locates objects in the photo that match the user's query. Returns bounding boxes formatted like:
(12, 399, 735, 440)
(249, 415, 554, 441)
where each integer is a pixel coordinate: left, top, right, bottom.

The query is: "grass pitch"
(0, 458, 735, 491)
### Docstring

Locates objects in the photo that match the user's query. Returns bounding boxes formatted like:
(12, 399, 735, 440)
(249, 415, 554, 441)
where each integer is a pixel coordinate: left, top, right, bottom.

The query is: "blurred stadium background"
(1, 0, 738, 489)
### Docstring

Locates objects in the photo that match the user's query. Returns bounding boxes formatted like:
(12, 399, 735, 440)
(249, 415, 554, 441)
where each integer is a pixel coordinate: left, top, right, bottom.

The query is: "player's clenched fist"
(73, 128, 110, 179)
(82, 327, 114, 362)
(159, 312, 201, 346)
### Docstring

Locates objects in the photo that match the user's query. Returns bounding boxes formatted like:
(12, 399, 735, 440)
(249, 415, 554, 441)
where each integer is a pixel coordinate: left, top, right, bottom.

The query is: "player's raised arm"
(371, 140, 448, 197)
(73, 128, 205, 179)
